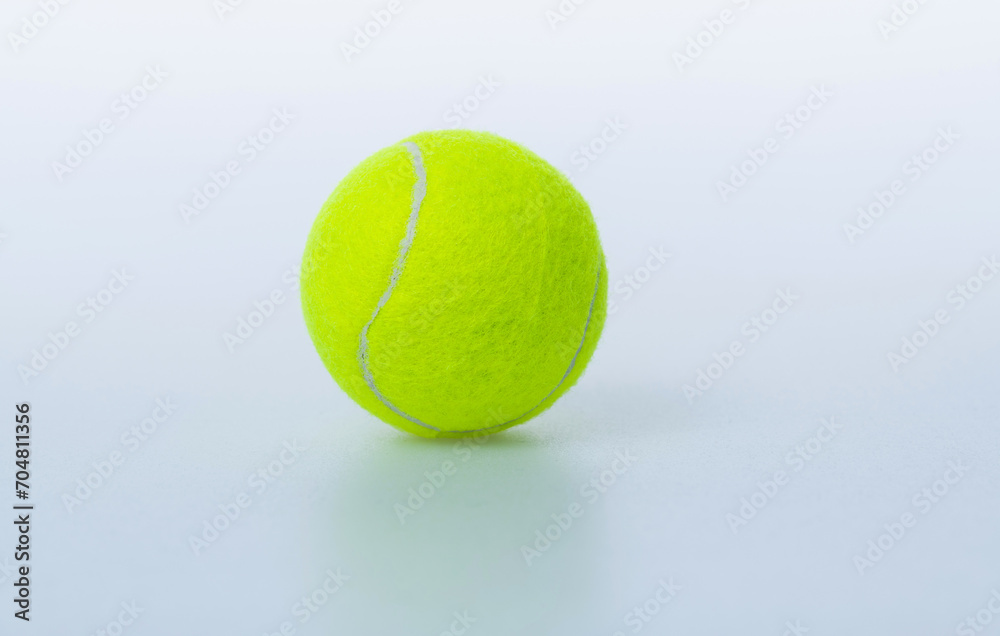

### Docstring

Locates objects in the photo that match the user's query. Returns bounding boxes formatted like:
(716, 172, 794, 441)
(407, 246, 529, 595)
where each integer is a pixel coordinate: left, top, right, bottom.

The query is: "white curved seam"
(358, 142, 438, 432)
(448, 266, 601, 435)
(358, 142, 601, 435)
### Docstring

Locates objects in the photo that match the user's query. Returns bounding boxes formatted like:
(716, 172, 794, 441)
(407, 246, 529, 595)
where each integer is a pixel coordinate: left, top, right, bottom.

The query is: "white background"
(1, 0, 999, 634)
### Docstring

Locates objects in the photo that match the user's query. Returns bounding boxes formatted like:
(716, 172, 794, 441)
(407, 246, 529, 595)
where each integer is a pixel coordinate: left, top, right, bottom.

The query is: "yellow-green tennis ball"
(301, 130, 607, 438)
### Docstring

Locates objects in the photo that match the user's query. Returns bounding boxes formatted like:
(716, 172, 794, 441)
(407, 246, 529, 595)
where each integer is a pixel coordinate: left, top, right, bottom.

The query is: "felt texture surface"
(301, 130, 607, 438)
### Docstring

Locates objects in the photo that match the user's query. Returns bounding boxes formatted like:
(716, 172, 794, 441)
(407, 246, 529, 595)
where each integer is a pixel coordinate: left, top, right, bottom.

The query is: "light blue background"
(1, 0, 999, 634)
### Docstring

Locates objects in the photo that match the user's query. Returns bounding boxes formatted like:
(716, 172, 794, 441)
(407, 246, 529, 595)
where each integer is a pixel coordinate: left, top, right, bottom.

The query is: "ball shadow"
(311, 428, 608, 634)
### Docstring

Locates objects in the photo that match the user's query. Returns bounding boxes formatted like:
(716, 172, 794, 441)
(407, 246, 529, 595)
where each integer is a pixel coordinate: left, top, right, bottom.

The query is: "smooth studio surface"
(1, 1, 999, 634)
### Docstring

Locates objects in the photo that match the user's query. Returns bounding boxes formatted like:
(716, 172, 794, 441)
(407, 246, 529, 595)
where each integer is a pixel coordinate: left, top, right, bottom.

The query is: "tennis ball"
(301, 130, 606, 438)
